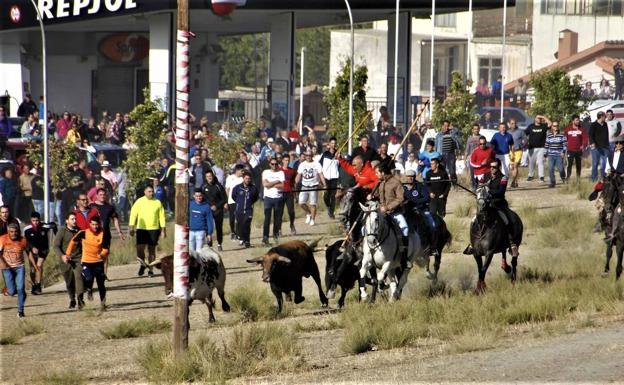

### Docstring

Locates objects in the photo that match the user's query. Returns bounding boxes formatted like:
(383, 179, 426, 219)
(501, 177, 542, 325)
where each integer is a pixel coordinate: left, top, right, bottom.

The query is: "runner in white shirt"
(261, 161, 285, 244)
(295, 150, 326, 226)
(225, 165, 244, 241)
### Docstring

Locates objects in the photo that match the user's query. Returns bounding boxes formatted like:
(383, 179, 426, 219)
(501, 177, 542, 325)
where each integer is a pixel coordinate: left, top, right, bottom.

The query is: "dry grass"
(229, 284, 291, 322)
(32, 370, 86, 385)
(292, 317, 342, 333)
(453, 200, 475, 218)
(137, 323, 303, 384)
(558, 178, 595, 200)
(100, 317, 171, 339)
(0, 319, 45, 345)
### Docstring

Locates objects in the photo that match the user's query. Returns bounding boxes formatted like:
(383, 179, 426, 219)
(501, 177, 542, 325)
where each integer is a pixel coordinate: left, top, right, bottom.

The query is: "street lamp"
(344, 0, 354, 155)
(429, 0, 436, 117)
(500, 0, 507, 122)
(28, 0, 49, 223)
(393, 0, 400, 129)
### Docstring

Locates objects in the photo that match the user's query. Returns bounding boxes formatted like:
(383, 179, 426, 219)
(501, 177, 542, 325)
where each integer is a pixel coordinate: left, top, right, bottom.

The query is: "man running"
(24, 212, 54, 295)
(232, 171, 259, 248)
(129, 185, 166, 277)
(65, 216, 110, 311)
(53, 212, 83, 309)
(90, 188, 125, 279)
(0, 223, 33, 318)
(261, 156, 285, 245)
(295, 150, 326, 226)
(189, 188, 214, 252)
(425, 158, 451, 218)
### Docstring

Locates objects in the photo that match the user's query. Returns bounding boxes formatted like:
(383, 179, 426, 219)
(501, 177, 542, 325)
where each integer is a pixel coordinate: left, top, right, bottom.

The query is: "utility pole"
(173, 0, 190, 355)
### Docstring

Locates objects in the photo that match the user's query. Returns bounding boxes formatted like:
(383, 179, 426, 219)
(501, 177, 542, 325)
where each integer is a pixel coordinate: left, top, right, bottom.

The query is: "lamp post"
(299, 46, 305, 135)
(429, 0, 436, 117)
(500, 0, 507, 122)
(467, 0, 473, 84)
(344, 0, 354, 155)
(28, 0, 49, 223)
(393, 0, 400, 129)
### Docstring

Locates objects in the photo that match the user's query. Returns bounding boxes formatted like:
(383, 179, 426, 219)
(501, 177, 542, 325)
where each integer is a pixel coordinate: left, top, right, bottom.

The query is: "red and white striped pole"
(173, 0, 191, 355)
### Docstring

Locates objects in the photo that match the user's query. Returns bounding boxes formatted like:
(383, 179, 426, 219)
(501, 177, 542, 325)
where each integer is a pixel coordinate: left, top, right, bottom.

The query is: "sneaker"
(17, 311, 25, 319)
(100, 300, 107, 312)
(69, 299, 77, 309)
(244, 242, 251, 248)
(230, 233, 237, 240)
(526, 176, 533, 182)
(239, 240, 244, 246)
(103, 274, 110, 281)
(166, 292, 175, 299)
(310, 219, 315, 226)
(262, 238, 270, 246)
(305, 214, 311, 224)
(31, 283, 40, 295)
(148, 269, 155, 278)
(77, 298, 85, 310)
(2, 287, 8, 296)
(539, 177, 545, 183)
(217, 244, 223, 251)
(290, 224, 297, 235)
(138, 265, 146, 277)
(87, 289, 93, 301)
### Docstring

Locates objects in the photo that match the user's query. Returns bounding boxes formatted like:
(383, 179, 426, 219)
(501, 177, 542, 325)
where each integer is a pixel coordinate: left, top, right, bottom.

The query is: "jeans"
(528, 147, 545, 178)
(442, 153, 457, 181)
(2, 265, 26, 313)
(189, 230, 206, 252)
(282, 192, 295, 227)
(390, 213, 409, 236)
(263, 197, 284, 239)
(591, 147, 609, 182)
(567, 151, 582, 178)
(32, 200, 55, 219)
(495, 154, 511, 176)
(323, 179, 339, 216)
(548, 156, 565, 185)
(116, 195, 128, 221)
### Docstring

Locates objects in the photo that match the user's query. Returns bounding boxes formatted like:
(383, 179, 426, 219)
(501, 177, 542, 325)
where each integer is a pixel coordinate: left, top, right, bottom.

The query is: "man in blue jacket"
(232, 172, 259, 248)
(189, 188, 214, 252)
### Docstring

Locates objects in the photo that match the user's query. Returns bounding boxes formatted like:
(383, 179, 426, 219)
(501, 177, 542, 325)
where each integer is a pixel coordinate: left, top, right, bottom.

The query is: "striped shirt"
(545, 133, 567, 157)
(441, 134, 456, 154)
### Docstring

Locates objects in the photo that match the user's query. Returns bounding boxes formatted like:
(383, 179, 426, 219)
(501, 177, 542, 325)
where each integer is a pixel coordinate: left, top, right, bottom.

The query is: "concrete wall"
(471, 40, 531, 89)
(0, 44, 25, 116)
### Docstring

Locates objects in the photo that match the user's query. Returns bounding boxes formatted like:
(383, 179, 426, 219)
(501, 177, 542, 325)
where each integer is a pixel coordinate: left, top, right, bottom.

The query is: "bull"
(246, 239, 328, 312)
(149, 246, 230, 323)
(325, 240, 378, 307)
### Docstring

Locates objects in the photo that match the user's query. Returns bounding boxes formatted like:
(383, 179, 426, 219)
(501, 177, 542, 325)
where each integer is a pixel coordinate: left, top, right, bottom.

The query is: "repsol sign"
(37, 0, 138, 20)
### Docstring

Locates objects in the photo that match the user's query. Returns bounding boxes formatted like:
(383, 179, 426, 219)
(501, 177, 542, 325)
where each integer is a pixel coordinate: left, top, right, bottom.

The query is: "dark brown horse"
(599, 175, 624, 280)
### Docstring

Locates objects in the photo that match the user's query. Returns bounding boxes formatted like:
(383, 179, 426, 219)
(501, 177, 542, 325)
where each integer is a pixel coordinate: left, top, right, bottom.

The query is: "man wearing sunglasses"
(469, 136, 495, 188)
(261, 158, 285, 245)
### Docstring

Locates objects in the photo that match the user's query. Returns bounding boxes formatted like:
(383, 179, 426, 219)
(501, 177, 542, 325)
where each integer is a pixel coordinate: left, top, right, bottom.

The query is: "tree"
(218, 34, 268, 90)
(296, 27, 331, 87)
(26, 138, 80, 194)
(431, 71, 479, 138)
(529, 68, 586, 123)
(323, 59, 369, 148)
(201, 121, 258, 170)
(124, 89, 168, 201)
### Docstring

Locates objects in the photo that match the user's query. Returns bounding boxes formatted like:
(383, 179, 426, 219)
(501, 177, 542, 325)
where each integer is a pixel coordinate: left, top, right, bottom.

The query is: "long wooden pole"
(174, 0, 190, 355)
(335, 110, 372, 156)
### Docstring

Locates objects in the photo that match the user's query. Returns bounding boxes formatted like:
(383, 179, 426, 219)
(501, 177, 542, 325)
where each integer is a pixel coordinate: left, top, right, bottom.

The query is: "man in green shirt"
(129, 185, 166, 277)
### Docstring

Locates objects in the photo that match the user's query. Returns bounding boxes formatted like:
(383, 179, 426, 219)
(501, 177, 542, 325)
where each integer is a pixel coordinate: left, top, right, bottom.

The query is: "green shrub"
(137, 324, 303, 384)
(100, 317, 171, 339)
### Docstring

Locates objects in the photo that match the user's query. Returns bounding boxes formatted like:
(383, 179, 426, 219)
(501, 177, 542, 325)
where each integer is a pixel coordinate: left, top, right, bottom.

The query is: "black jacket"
(425, 168, 450, 197)
(201, 181, 227, 215)
(351, 146, 379, 164)
(589, 121, 610, 149)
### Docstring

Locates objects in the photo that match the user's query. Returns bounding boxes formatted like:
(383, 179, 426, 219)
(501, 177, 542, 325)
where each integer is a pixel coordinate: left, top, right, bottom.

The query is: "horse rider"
(369, 163, 410, 263)
(464, 158, 519, 257)
(603, 136, 624, 243)
(337, 152, 379, 231)
(403, 170, 436, 250)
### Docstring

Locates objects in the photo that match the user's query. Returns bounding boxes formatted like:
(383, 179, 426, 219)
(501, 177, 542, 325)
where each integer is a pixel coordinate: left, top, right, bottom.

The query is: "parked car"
(583, 100, 624, 122)
(478, 107, 534, 130)
(80, 143, 127, 168)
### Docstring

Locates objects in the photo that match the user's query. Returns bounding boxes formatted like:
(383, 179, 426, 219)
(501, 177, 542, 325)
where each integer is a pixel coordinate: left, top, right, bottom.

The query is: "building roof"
(505, 40, 624, 91)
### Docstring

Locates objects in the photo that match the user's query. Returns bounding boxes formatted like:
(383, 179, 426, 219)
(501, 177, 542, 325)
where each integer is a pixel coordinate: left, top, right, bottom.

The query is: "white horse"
(358, 201, 427, 301)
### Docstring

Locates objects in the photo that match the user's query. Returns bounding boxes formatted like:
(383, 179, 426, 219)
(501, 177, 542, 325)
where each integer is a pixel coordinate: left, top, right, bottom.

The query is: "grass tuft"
(0, 320, 45, 345)
(229, 285, 290, 322)
(100, 317, 171, 339)
(454, 200, 475, 218)
(293, 317, 342, 332)
(558, 178, 595, 200)
(33, 370, 86, 385)
(137, 323, 303, 384)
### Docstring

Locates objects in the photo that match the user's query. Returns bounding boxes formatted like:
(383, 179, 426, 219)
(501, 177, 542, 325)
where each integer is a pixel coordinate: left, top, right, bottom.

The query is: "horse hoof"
(359, 289, 368, 300)
(426, 271, 435, 280)
(501, 261, 512, 274)
(474, 281, 487, 294)
(327, 289, 336, 299)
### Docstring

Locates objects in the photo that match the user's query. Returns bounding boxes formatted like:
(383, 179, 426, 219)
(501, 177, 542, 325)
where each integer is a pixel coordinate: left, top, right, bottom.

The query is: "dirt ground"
(1, 177, 623, 384)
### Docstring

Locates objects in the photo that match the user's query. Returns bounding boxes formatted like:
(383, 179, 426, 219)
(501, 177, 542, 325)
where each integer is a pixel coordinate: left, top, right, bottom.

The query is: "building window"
(478, 57, 502, 86)
(434, 14, 456, 27)
(540, 0, 622, 15)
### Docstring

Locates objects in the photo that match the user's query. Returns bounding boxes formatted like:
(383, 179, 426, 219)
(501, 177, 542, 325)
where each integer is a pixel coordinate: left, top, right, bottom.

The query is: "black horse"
(599, 175, 624, 280)
(470, 184, 523, 292)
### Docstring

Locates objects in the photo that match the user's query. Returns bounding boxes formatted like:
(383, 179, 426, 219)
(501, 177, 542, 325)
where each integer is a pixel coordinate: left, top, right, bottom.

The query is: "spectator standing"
(0, 106, 14, 139)
(18, 168, 34, 222)
(490, 122, 514, 176)
(201, 170, 226, 251)
(480, 111, 497, 130)
(614, 61, 624, 100)
(404, 152, 419, 174)
(513, 79, 527, 106)
(66, 124, 81, 145)
(352, 136, 378, 164)
(86, 118, 103, 142)
(597, 79, 612, 100)
(606, 109, 622, 152)
(582, 81, 595, 100)
(435, 120, 461, 182)
(24, 211, 53, 295)
(100, 161, 118, 191)
(425, 158, 451, 217)
(65, 216, 110, 311)
(20, 114, 38, 136)
(31, 167, 54, 216)
(491, 75, 502, 103)
(387, 135, 404, 160)
(508, 119, 527, 188)
(465, 123, 482, 189)
(469, 136, 495, 185)
(544, 122, 567, 188)
(53, 212, 83, 309)
(295, 150, 326, 226)
(525, 115, 552, 182)
(0, 205, 19, 236)
(418, 140, 441, 178)
(475, 78, 491, 107)
(320, 137, 340, 219)
(589, 111, 610, 182)
(276, 129, 292, 152)
(190, 152, 211, 192)
(232, 172, 259, 248)
(261, 158, 285, 245)
(17, 94, 38, 118)
(189, 189, 214, 252)
(0, 168, 17, 216)
(0, 223, 33, 318)
(129, 186, 166, 278)
(564, 115, 588, 181)
(280, 153, 297, 235)
(225, 165, 244, 241)
(55, 111, 71, 139)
